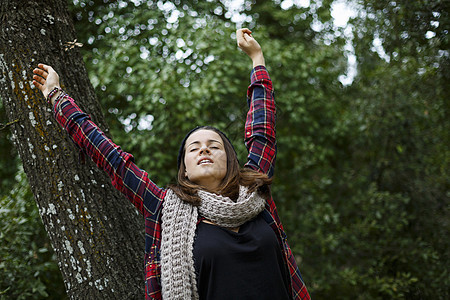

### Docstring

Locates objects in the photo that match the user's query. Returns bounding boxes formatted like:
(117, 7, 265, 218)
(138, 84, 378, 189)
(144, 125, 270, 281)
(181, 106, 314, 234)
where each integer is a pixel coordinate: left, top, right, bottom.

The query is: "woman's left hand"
(236, 28, 265, 67)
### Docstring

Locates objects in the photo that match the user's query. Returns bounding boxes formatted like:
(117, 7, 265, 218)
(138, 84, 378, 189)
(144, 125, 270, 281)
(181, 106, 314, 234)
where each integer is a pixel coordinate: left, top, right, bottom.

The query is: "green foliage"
(303, 185, 420, 299)
(344, 1, 449, 297)
(70, 0, 250, 184)
(0, 168, 66, 300)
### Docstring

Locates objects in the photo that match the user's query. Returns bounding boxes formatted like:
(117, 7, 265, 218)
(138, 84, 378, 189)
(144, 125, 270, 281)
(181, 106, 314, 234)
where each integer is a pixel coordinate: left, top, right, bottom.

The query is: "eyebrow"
(187, 139, 223, 147)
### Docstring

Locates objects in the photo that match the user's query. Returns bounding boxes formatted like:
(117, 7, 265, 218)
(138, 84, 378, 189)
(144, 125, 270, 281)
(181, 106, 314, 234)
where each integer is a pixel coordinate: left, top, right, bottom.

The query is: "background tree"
(0, 0, 144, 298)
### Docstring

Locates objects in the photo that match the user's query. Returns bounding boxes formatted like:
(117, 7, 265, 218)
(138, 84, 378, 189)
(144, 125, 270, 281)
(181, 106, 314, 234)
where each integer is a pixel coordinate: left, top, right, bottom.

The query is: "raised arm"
(236, 29, 276, 178)
(32, 64, 165, 217)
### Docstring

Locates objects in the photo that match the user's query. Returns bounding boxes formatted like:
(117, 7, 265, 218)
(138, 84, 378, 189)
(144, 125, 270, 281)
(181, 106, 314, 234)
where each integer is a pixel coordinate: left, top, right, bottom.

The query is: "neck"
(197, 179, 221, 193)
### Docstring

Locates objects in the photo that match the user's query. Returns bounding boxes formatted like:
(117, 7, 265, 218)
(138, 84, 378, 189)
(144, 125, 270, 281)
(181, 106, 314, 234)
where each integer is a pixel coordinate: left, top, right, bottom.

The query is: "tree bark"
(0, 0, 144, 298)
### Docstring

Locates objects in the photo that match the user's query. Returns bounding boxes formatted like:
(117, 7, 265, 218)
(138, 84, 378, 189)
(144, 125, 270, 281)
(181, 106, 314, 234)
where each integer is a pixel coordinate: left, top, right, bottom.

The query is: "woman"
(33, 28, 310, 300)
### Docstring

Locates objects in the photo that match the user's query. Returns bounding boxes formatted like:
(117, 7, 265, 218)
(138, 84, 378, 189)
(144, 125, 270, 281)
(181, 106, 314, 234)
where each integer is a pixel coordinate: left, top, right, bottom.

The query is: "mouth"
(198, 158, 214, 165)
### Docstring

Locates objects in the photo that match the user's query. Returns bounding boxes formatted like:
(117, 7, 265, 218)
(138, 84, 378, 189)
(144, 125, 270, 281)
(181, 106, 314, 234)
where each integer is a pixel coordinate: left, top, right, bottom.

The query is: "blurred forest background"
(0, 0, 448, 299)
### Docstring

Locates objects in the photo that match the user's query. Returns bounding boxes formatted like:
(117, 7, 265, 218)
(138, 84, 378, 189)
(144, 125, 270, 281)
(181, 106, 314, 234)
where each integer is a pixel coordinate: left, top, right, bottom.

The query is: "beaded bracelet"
(53, 91, 68, 109)
(47, 86, 63, 103)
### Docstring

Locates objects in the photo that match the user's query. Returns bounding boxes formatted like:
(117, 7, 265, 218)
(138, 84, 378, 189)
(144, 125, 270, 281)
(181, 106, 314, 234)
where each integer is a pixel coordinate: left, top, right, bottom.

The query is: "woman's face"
(184, 129, 227, 190)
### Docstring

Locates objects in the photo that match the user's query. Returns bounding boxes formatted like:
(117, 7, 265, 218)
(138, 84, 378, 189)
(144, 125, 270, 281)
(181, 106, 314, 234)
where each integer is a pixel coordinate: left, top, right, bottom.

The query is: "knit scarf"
(160, 185, 266, 299)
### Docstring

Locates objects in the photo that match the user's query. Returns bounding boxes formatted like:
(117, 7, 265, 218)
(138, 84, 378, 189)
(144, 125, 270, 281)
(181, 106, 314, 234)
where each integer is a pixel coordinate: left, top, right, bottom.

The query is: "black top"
(193, 213, 292, 300)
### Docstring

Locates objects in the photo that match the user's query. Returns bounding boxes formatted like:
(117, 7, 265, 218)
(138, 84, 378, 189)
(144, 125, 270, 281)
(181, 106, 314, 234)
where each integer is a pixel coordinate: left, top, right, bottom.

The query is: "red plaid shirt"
(54, 65, 309, 299)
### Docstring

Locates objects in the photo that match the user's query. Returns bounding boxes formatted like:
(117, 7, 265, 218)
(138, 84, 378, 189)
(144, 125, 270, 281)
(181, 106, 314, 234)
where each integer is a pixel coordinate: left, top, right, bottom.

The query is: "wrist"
(51, 91, 63, 105)
(251, 53, 265, 68)
(46, 86, 62, 103)
(47, 86, 63, 105)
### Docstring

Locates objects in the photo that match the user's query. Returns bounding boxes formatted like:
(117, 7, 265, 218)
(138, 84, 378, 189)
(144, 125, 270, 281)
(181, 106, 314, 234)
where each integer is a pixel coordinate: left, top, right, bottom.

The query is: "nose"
(200, 146, 211, 155)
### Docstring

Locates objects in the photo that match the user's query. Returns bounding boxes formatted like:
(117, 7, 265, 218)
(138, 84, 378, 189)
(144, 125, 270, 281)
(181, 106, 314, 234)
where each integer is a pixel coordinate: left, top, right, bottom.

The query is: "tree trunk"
(0, 1, 144, 298)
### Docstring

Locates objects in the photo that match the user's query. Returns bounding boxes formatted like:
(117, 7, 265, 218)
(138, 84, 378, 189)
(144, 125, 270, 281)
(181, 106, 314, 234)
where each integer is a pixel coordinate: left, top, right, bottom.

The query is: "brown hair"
(169, 126, 272, 205)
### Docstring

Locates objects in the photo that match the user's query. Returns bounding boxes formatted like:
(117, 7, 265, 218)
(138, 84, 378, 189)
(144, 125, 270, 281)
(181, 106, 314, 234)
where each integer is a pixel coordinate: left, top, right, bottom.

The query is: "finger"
(33, 68, 48, 79)
(243, 33, 256, 46)
(33, 74, 46, 85)
(237, 28, 251, 39)
(33, 68, 46, 78)
(237, 34, 246, 47)
(238, 32, 252, 46)
(32, 80, 40, 87)
(38, 63, 50, 72)
(236, 29, 244, 42)
(32, 80, 44, 91)
(38, 63, 56, 76)
(244, 33, 253, 41)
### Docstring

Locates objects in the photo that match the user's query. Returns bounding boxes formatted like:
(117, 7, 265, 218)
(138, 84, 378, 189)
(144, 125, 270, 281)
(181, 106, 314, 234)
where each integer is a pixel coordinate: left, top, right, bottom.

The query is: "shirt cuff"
(53, 95, 86, 129)
(250, 65, 273, 91)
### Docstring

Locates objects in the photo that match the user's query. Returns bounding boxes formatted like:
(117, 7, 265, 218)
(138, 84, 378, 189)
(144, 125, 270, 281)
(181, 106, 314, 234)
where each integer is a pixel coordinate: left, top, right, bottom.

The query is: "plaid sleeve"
(54, 97, 165, 217)
(244, 65, 276, 177)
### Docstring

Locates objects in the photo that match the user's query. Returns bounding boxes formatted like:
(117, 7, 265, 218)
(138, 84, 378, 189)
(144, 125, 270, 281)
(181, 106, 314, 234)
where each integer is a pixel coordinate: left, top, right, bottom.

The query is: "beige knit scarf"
(160, 185, 266, 299)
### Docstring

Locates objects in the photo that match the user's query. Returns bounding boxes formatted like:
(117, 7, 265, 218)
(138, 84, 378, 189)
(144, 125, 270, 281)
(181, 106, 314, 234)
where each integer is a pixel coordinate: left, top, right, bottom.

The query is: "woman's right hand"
(32, 64, 61, 101)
